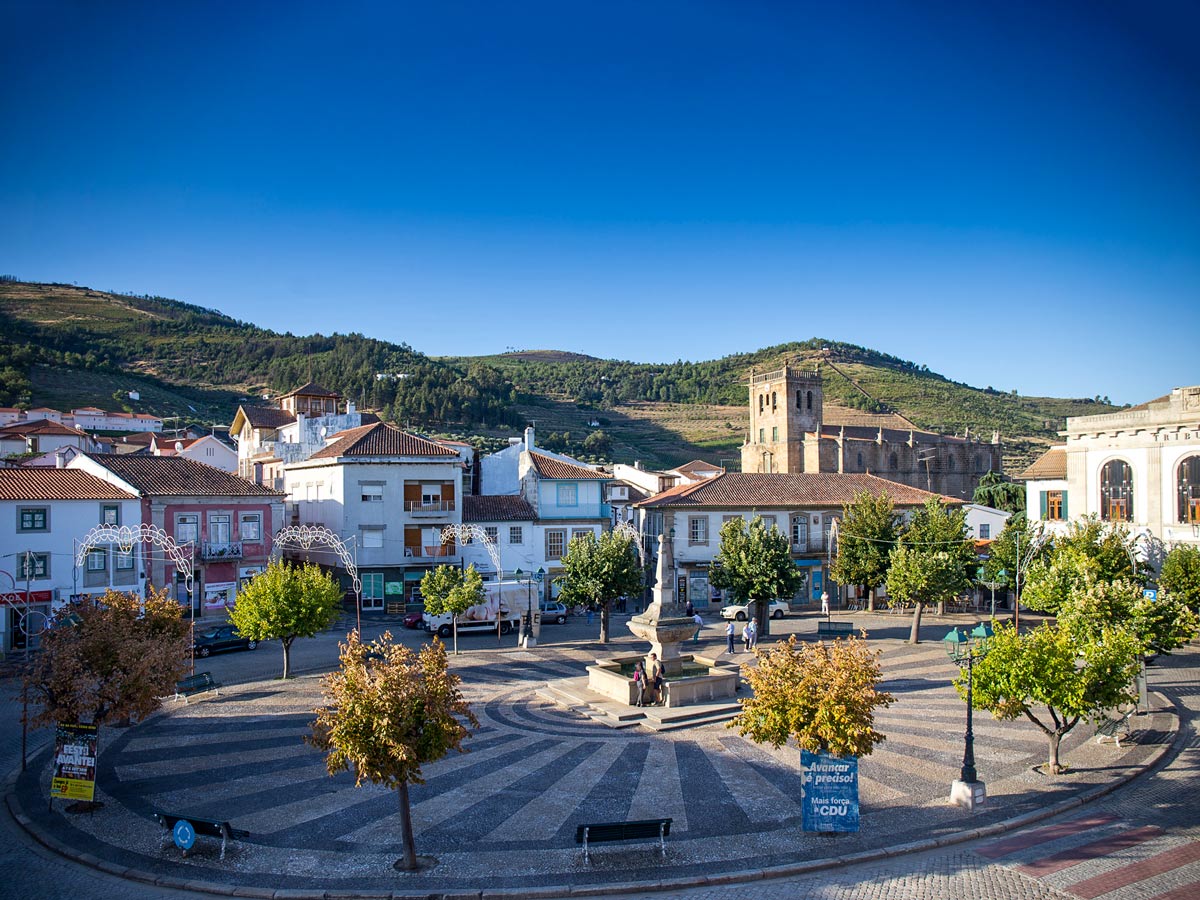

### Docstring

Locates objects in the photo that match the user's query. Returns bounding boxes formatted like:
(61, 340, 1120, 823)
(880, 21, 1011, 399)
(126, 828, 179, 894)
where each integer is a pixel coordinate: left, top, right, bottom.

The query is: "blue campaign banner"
(801, 750, 860, 832)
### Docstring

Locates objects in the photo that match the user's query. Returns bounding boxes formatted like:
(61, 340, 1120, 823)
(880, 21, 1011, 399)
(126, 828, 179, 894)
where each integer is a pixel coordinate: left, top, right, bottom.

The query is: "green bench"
(1095, 708, 1136, 747)
(154, 811, 248, 859)
(817, 621, 855, 638)
(173, 672, 221, 703)
(575, 818, 672, 862)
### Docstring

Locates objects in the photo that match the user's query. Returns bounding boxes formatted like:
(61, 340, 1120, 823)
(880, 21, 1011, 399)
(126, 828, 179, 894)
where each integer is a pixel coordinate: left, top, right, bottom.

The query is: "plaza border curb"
(3, 692, 1181, 900)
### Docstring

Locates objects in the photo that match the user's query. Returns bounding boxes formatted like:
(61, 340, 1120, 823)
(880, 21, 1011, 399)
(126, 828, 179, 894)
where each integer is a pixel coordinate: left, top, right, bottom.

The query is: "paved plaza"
(5, 613, 1192, 899)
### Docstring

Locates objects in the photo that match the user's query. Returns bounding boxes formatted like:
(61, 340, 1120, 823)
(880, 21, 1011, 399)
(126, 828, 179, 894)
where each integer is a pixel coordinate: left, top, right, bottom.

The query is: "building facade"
(1018, 385, 1200, 549)
(740, 364, 1003, 500)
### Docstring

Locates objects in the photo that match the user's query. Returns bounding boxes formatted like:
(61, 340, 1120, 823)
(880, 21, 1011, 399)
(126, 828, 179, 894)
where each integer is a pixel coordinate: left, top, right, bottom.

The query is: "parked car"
(402, 610, 425, 629)
(539, 601, 568, 625)
(193, 625, 257, 657)
(719, 598, 789, 621)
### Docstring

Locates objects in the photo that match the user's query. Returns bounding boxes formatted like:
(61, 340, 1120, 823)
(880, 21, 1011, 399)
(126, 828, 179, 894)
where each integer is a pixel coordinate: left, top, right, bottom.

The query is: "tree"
(228, 560, 343, 679)
(581, 429, 612, 456)
(1160, 545, 1200, 611)
(980, 511, 1037, 591)
(308, 632, 478, 871)
(1045, 516, 1147, 585)
(964, 620, 1140, 774)
(1021, 545, 1100, 615)
(709, 516, 803, 638)
(420, 564, 485, 654)
(885, 499, 974, 642)
(972, 471, 1026, 516)
(25, 588, 189, 803)
(1056, 577, 1199, 659)
(558, 530, 643, 643)
(731, 635, 894, 757)
(829, 491, 900, 612)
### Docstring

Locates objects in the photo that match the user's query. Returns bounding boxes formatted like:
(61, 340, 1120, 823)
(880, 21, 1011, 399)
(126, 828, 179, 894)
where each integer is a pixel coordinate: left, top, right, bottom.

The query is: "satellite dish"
(175, 441, 184, 452)
(319, 426, 327, 437)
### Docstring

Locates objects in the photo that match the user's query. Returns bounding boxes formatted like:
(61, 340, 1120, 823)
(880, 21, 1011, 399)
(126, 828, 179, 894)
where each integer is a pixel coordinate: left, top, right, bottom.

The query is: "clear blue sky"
(2, 1, 1197, 405)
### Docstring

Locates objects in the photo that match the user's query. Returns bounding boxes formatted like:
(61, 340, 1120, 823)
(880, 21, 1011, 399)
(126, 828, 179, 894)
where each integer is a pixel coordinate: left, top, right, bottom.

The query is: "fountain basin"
(586, 653, 739, 708)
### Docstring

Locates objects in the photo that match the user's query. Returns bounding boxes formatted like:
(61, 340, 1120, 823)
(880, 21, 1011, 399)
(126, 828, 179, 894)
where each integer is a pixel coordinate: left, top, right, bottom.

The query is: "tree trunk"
(396, 780, 418, 871)
(909, 603, 923, 644)
(866, 586, 876, 613)
(936, 599, 946, 616)
(599, 597, 609, 643)
(1047, 731, 1063, 775)
(281, 637, 293, 679)
(757, 598, 770, 639)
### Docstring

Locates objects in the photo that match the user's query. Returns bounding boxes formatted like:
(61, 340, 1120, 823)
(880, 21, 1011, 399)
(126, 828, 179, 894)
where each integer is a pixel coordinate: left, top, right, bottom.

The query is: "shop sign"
(50, 723, 97, 802)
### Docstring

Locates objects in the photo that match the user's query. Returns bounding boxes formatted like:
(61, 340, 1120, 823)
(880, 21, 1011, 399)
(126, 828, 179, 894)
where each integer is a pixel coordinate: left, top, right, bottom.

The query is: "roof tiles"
(464, 495, 536, 522)
(529, 451, 610, 480)
(636, 472, 960, 510)
(83, 454, 283, 496)
(309, 422, 460, 460)
(1016, 447, 1067, 480)
(0, 469, 136, 501)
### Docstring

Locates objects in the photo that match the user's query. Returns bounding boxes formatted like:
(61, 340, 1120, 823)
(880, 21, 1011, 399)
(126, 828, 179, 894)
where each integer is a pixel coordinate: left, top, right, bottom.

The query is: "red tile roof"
(82, 454, 283, 496)
(636, 472, 960, 510)
(529, 451, 610, 480)
(672, 459, 724, 476)
(0, 469, 136, 501)
(0, 419, 89, 437)
(238, 406, 297, 429)
(309, 422, 460, 459)
(1016, 447, 1067, 480)
(464, 495, 536, 522)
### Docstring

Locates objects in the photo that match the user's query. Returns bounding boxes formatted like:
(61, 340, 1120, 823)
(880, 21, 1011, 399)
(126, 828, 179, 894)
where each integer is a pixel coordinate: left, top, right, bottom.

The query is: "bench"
(575, 818, 672, 862)
(1095, 708, 1136, 747)
(817, 621, 854, 639)
(173, 672, 221, 703)
(154, 812, 248, 859)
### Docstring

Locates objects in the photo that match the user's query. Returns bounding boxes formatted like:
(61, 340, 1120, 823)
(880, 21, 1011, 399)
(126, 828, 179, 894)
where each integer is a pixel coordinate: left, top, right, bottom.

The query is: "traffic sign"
(1143, 589, 1158, 601)
(173, 818, 196, 851)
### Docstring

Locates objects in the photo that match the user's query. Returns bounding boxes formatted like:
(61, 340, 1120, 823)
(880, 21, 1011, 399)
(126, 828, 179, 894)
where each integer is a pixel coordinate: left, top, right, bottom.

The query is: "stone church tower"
(742, 365, 823, 474)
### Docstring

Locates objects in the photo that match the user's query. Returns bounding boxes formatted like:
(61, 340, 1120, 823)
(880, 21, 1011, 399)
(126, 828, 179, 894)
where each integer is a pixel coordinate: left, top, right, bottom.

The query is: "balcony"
(201, 541, 243, 561)
(403, 545, 458, 561)
(404, 500, 455, 517)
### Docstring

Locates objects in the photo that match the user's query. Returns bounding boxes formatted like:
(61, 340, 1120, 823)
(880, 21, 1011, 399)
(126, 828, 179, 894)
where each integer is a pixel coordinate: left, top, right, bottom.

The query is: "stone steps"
(537, 677, 743, 732)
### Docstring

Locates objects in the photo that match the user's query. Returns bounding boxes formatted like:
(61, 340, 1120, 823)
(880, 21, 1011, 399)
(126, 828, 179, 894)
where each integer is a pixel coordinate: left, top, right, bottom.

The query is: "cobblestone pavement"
(2, 614, 1196, 898)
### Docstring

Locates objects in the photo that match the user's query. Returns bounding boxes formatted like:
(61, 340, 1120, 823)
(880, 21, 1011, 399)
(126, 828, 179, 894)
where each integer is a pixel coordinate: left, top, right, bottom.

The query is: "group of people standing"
(632, 653, 664, 707)
(725, 618, 757, 653)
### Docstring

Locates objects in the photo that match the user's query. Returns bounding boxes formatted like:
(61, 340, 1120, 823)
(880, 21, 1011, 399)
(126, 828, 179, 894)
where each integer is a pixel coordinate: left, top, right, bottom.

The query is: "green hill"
(0, 279, 1117, 471)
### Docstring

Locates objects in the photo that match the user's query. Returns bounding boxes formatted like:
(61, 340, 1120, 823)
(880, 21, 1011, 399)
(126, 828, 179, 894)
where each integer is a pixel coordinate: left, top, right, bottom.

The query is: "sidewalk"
(5, 636, 1180, 899)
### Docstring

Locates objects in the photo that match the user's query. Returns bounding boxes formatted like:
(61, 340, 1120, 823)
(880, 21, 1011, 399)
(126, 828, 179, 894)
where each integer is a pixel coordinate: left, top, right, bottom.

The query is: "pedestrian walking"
(821, 591, 830, 617)
(586, 605, 594, 625)
(692, 612, 703, 643)
(742, 621, 752, 651)
(746, 618, 758, 650)
(631, 662, 646, 707)
(726, 619, 736, 653)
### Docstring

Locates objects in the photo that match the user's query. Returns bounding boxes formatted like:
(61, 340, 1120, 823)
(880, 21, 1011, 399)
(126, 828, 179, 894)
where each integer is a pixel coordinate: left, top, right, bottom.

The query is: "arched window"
(762, 451, 773, 473)
(806, 391, 813, 411)
(758, 394, 764, 414)
(1179, 456, 1200, 523)
(771, 391, 777, 412)
(1101, 459, 1133, 522)
(856, 451, 863, 468)
(796, 391, 802, 409)
(889, 452, 898, 470)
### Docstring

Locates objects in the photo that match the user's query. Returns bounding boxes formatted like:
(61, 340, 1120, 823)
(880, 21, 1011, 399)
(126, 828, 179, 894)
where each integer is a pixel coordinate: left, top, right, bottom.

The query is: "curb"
(5, 693, 1181, 900)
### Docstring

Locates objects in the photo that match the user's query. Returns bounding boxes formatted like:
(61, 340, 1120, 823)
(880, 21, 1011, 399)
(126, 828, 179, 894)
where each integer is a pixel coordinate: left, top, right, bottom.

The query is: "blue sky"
(2, 1, 1197, 405)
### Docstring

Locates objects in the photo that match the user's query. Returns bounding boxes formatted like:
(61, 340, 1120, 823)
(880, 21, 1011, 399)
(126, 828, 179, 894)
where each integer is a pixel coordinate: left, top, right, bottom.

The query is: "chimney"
(524, 426, 535, 452)
(55, 447, 68, 468)
(347, 401, 356, 415)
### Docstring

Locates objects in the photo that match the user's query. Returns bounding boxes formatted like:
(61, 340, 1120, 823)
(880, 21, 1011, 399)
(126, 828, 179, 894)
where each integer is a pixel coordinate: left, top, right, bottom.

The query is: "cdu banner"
(801, 749, 860, 832)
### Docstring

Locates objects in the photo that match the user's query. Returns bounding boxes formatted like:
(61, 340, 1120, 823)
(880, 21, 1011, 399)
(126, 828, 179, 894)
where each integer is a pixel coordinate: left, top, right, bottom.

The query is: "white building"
(1018, 385, 1200, 549)
(151, 434, 238, 473)
(961, 503, 1012, 542)
(0, 467, 141, 653)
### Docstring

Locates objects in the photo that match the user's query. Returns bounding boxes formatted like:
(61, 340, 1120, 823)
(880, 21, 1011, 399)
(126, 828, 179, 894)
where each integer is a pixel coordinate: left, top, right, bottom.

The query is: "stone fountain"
(583, 528, 739, 709)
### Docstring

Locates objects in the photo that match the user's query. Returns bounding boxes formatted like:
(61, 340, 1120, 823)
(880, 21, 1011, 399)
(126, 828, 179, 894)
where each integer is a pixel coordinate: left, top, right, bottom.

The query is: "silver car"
(539, 601, 568, 624)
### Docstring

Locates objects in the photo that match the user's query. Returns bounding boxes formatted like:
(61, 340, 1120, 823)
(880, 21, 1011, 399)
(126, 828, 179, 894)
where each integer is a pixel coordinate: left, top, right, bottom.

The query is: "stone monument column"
(627, 527, 695, 676)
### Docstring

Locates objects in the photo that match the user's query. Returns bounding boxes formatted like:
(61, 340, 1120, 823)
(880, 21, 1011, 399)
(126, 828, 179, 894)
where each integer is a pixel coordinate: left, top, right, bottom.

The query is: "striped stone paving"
(11, 639, 1173, 895)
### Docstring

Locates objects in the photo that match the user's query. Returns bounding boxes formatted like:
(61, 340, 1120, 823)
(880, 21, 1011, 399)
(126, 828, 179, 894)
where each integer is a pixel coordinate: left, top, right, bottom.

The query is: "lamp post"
(944, 622, 992, 809)
(516, 568, 534, 648)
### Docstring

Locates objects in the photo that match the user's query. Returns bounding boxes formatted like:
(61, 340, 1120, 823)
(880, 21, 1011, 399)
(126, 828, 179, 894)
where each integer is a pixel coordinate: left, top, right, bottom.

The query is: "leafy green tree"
(980, 511, 1037, 591)
(964, 620, 1140, 774)
(829, 491, 900, 612)
(1022, 546, 1100, 615)
(420, 564, 486, 654)
(581, 429, 612, 456)
(1049, 516, 1148, 584)
(731, 634, 894, 757)
(1160, 545, 1200, 610)
(228, 560, 343, 679)
(972, 470, 1027, 516)
(1056, 577, 1198, 659)
(885, 499, 974, 642)
(558, 531, 643, 643)
(309, 632, 478, 871)
(709, 516, 803, 637)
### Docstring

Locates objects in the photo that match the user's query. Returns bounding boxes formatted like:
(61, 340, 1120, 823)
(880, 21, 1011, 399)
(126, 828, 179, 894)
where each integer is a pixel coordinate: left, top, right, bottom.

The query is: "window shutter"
(1061, 491, 1068, 519)
(1039, 491, 1047, 519)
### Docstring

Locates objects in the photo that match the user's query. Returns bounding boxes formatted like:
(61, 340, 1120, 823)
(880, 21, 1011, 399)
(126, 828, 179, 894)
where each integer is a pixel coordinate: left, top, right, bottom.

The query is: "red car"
(403, 611, 424, 629)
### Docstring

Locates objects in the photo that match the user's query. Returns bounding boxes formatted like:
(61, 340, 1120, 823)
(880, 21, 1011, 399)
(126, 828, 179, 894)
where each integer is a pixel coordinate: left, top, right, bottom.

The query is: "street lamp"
(944, 622, 992, 810)
(516, 568, 534, 648)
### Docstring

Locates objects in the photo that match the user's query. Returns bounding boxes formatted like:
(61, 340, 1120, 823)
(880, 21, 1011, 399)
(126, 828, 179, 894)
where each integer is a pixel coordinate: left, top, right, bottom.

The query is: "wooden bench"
(817, 621, 855, 639)
(1095, 708, 1136, 747)
(173, 672, 221, 703)
(575, 818, 672, 862)
(154, 812, 248, 859)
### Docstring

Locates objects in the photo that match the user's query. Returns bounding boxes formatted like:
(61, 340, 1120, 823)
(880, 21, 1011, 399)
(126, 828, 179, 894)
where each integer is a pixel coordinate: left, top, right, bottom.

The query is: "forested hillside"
(0, 279, 1119, 471)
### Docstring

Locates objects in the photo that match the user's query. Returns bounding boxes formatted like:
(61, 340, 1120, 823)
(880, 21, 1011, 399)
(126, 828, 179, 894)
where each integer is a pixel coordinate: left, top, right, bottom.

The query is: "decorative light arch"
(441, 524, 500, 576)
(75, 523, 194, 591)
(273, 524, 361, 631)
(612, 520, 646, 567)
